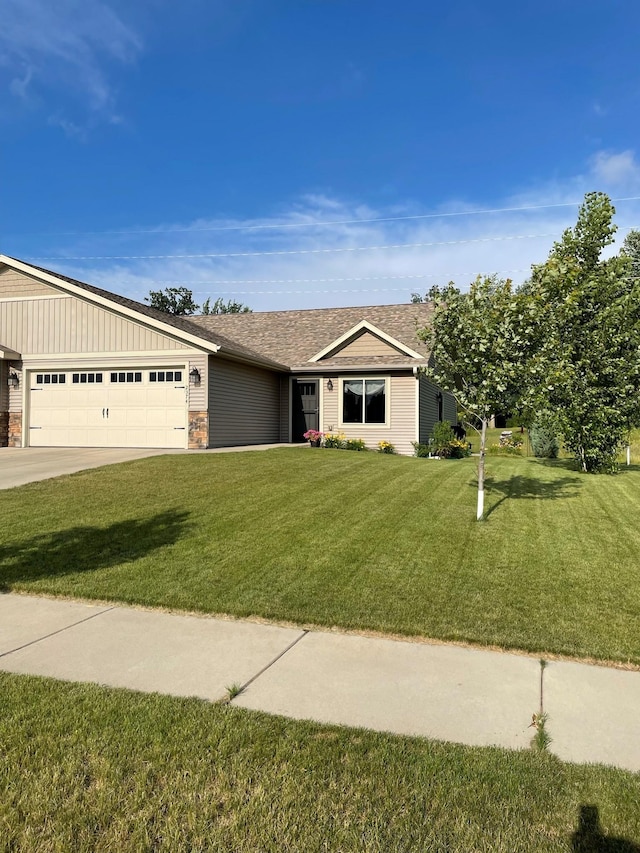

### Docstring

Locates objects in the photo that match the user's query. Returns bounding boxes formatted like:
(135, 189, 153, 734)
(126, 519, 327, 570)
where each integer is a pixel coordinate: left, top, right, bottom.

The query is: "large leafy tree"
(418, 275, 544, 520)
(621, 228, 640, 281)
(145, 287, 199, 315)
(527, 192, 640, 472)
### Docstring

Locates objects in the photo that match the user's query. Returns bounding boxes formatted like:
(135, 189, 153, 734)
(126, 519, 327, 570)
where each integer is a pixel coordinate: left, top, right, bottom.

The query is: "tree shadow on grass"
(481, 472, 583, 519)
(0, 510, 191, 590)
(571, 804, 640, 852)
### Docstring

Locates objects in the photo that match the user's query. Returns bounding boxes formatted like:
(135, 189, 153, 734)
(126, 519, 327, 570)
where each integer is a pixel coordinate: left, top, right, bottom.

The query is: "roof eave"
(0, 255, 223, 355)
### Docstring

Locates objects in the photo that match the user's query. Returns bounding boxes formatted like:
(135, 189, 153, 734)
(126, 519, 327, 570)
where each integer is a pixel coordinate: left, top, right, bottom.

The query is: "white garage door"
(29, 368, 188, 448)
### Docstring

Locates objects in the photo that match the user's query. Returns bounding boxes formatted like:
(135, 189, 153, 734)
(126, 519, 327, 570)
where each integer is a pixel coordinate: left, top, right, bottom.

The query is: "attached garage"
(28, 367, 188, 448)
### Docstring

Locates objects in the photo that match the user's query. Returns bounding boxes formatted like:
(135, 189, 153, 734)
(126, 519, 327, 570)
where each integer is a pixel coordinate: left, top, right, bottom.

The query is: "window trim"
(338, 375, 391, 429)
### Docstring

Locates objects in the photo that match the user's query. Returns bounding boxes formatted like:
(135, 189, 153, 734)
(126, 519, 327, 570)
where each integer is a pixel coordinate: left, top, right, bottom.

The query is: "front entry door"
(292, 379, 318, 441)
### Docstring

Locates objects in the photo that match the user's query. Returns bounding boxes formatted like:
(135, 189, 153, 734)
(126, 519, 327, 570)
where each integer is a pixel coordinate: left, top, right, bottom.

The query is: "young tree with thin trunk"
(418, 276, 544, 520)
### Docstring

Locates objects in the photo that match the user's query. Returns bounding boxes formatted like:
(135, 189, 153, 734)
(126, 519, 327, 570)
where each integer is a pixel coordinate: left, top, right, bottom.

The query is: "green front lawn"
(1, 673, 639, 852)
(2, 448, 640, 663)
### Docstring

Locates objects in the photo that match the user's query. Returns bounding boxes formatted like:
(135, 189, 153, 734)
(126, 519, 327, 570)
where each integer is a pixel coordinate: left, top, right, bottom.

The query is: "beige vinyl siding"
(186, 352, 207, 411)
(321, 372, 417, 455)
(0, 296, 190, 355)
(208, 357, 281, 447)
(0, 268, 62, 299)
(8, 366, 22, 413)
(329, 331, 403, 358)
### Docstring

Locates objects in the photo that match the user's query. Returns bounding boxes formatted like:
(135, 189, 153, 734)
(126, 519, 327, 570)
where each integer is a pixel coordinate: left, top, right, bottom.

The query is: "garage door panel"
(29, 369, 189, 448)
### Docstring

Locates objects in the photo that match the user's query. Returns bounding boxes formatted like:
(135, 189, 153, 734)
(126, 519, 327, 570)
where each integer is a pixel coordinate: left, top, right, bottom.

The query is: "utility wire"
(139, 269, 531, 287)
(7, 196, 640, 237)
(23, 231, 572, 261)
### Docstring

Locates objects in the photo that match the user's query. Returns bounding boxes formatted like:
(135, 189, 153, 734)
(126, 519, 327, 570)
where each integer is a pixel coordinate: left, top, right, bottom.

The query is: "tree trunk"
(477, 417, 488, 520)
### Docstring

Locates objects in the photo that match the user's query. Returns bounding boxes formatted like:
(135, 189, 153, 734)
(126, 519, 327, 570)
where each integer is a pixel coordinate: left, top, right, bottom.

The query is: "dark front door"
(292, 379, 318, 441)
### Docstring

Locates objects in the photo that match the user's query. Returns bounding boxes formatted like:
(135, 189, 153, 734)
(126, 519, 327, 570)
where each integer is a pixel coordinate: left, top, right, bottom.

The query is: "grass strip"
(1, 673, 639, 852)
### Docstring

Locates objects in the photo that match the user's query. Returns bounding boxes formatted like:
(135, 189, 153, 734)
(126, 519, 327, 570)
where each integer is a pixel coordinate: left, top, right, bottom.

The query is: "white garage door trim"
(28, 367, 189, 449)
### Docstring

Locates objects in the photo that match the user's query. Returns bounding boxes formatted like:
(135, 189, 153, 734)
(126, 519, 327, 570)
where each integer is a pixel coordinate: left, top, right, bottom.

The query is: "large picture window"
(342, 378, 387, 425)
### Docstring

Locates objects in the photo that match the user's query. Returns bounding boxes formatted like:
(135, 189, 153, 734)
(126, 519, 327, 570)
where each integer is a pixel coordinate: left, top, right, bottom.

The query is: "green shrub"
(345, 438, 367, 452)
(377, 440, 396, 454)
(530, 414, 560, 459)
(323, 433, 346, 449)
(412, 437, 470, 459)
(431, 421, 455, 454)
(448, 439, 472, 458)
(487, 443, 523, 456)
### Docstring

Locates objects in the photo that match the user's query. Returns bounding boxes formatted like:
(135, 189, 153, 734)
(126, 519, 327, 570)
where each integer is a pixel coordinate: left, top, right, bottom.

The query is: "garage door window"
(111, 372, 142, 383)
(150, 371, 182, 382)
(36, 373, 66, 384)
(72, 373, 103, 384)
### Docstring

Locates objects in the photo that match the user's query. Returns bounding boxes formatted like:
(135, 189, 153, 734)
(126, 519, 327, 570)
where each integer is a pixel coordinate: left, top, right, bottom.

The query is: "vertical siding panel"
(209, 358, 281, 447)
(0, 296, 193, 353)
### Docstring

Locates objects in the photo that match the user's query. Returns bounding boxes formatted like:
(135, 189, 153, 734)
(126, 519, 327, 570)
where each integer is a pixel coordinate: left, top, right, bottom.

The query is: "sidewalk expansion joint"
(231, 629, 309, 700)
(0, 606, 116, 660)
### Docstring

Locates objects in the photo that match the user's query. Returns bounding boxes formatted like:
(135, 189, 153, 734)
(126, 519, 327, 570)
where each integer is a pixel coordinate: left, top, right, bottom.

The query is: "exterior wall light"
(327, 379, 334, 391)
(8, 371, 19, 389)
(189, 367, 201, 386)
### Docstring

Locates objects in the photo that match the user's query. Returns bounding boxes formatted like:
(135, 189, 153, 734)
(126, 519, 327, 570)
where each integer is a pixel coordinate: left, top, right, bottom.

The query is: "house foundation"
(188, 411, 208, 449)
(0, 411, 8, 447)
(8, 413, 22, 447)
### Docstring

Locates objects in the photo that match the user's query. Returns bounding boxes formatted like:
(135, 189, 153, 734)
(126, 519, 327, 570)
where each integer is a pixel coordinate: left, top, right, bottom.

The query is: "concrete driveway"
(0, 447, 171, 490)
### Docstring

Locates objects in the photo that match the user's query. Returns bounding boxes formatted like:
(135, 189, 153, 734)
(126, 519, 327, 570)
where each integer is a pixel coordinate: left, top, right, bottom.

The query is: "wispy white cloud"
(0, 0, 141, 128)
(589, 150, 640, 190)
(21, 150, 640, 311)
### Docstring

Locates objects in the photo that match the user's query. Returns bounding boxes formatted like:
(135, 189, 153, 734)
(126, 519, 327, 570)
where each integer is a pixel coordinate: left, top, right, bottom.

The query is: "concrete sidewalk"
(1, 593, 638, 772)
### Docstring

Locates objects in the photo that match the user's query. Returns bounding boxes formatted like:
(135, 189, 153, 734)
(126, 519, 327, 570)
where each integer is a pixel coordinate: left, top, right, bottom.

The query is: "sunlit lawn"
(1, 673, 639, 853)
(2, 447, 640, 663)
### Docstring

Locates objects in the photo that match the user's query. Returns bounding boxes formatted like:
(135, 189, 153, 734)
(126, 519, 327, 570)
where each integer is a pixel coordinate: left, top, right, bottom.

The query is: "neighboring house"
(0, 255, 456, 454)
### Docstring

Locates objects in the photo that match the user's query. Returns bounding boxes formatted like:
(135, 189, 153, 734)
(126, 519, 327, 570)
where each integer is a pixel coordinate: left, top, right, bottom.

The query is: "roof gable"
(190, 303, 433, 368)
(309, 320, 423, 362)
(0, 256, 288, 369)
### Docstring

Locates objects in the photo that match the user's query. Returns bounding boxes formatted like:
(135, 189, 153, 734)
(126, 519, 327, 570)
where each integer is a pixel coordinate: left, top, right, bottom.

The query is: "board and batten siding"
(321, 372, 417, 455)
(331, 331, 404, 358)
(0, 268, 62, 299)
(0, 296, 190, 355)
(208, 356, 282, 447)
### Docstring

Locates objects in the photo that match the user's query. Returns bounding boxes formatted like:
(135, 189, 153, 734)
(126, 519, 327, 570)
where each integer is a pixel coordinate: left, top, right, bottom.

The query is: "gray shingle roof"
(8, 257, 434, 372)
(189, 303, 434, 368)
(11, 259, 288, 368)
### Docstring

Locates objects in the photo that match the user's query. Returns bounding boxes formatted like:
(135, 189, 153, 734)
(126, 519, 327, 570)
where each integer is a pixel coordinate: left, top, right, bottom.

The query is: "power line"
(141, 269, 531, 287)
(7, 196, 640, 238)
(24, 231, 565, 261)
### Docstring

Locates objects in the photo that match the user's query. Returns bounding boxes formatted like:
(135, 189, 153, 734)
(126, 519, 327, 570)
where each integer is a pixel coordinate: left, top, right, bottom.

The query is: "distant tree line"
(145, 287, 251, 315)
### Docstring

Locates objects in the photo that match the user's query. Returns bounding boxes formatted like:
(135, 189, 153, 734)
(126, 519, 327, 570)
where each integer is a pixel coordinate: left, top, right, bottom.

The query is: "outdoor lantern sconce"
(327, 379, 334, 391)
(436, 391, 443, 403)
(189, 367, 201, 386)
(7, 371, 19, 389)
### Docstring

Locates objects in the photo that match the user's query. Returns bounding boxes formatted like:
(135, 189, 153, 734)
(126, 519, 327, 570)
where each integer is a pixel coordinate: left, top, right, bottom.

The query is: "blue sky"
(2, 0, 640, 310)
